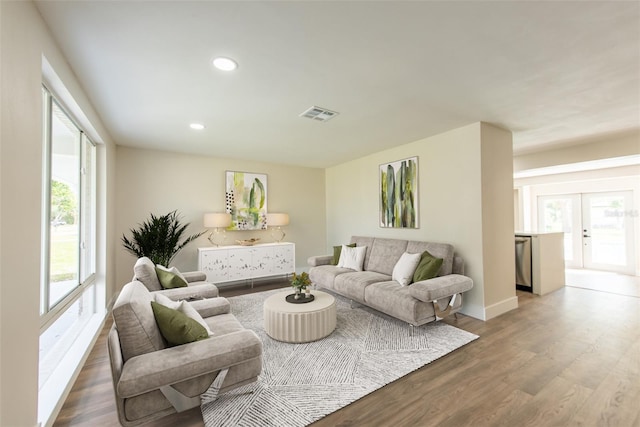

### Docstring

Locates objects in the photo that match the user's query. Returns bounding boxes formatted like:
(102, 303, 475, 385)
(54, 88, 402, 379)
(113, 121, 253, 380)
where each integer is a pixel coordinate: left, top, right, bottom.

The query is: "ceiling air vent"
(299, 106, 339, 122)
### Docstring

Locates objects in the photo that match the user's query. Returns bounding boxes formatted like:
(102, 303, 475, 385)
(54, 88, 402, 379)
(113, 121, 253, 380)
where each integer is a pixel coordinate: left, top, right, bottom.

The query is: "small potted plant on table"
(291, 272, 312, 299)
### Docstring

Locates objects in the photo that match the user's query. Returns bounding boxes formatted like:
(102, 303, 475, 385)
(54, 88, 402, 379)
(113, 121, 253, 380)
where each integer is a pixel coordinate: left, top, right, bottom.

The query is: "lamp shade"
(266, 213, 289, 227)
(204, 212, 231, 228)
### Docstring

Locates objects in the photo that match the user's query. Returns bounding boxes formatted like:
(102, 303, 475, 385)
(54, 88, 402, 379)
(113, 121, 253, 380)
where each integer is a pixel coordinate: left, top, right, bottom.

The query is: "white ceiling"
(35, 1, 640, 168)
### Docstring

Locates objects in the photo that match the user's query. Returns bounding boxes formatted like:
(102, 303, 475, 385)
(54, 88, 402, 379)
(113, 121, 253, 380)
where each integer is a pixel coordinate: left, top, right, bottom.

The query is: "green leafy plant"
(290, 272, 312, 290)
(122, 210, 204, 266)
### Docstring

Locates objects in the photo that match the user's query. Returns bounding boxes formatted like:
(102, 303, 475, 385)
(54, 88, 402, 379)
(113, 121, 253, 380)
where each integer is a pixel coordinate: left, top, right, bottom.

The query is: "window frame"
(40, 85, 97, 330)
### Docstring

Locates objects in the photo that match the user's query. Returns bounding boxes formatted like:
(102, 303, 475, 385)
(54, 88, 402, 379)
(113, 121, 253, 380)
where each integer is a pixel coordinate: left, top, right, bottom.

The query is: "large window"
(39, 86, 98, 405)
(41, 87, 96, 315)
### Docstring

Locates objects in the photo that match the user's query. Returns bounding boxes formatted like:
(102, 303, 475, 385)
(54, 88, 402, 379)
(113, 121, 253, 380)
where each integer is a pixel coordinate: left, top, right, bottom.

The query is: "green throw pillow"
(332, 243, 356, 265)
(412, 250, 444, 282)
(155, 266, 188, 289)
(150, 301, 208, 346)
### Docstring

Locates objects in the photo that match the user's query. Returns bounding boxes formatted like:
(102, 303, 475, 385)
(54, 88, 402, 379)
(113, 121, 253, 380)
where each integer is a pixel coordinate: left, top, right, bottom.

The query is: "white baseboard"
(458, 303, 486, 321)
(484, 296, 519, 320)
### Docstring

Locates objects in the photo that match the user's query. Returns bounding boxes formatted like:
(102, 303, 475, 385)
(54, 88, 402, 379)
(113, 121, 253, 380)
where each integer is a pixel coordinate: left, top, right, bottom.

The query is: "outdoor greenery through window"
(40, 86, 97, 390)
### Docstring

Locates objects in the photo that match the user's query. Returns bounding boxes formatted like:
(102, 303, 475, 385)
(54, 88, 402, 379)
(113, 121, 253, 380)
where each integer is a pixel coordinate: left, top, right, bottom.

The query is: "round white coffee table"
(263, 290, 336, 343)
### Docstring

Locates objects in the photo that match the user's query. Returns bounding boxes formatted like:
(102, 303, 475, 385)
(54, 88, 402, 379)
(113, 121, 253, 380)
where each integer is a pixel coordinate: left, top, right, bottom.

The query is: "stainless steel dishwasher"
(515, 236, 532, 291)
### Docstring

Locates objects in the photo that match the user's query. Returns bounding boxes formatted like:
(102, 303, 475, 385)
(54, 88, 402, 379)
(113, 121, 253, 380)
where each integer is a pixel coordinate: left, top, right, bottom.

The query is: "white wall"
(325, 122, 516, 320)
(0, 2, 116, 425)
(1, 3, 41, 425)
(480, 123, 517, 316)
(115, 146, 326, 291)
(513, 129, 640, 172)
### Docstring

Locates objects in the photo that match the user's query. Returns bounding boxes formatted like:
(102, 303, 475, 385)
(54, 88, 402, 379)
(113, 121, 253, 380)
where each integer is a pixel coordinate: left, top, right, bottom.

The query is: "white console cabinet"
(198, 242, 295, 284)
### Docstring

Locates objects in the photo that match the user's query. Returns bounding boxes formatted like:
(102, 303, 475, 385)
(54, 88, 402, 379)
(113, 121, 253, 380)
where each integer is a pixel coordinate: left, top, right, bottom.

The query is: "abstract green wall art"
(225, 171, 268, 230)
(379, 157, 418, 228)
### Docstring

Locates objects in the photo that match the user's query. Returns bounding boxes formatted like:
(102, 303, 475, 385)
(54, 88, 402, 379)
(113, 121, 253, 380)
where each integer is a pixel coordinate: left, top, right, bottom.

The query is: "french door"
(538, 191, 635, 274)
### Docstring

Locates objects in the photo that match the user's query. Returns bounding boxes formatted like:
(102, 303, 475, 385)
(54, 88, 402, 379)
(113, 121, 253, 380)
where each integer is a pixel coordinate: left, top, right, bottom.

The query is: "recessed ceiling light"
(212, 57, 238, 71)
(190, 123, 205, 130)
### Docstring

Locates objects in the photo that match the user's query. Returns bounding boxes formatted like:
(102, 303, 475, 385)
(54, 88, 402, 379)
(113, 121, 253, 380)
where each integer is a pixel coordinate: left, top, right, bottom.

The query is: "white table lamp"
(266, 213, 289, 243)
(204, 212, 231, 246)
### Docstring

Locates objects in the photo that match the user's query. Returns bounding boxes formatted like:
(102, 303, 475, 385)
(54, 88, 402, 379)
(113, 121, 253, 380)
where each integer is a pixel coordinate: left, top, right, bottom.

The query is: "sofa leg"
(409, 324, 414, 336)
(454, 313, 459, 320)
(350, 300, 355, 309)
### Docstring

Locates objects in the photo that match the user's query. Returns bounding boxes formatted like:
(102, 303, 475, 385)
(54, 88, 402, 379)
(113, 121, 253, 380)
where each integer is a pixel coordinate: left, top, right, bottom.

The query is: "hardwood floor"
(54, 280, 640, 427)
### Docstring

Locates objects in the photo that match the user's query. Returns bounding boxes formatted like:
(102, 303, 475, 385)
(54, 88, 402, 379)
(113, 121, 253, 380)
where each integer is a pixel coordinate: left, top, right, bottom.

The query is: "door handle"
(583, 234, 590, 238)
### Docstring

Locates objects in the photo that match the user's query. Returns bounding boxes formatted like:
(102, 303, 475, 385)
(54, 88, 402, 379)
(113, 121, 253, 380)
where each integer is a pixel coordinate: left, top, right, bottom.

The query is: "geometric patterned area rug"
(201, 288, 478, 427)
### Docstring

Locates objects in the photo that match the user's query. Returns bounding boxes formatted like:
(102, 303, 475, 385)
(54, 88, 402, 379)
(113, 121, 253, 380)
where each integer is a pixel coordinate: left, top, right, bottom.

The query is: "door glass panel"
(584, 194, 627, 266)
(539, 197, 574, 262)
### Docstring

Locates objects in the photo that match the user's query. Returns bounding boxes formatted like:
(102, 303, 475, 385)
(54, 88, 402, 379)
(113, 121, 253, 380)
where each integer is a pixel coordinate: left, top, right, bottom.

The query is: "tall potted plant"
(122, 210, 204, 266)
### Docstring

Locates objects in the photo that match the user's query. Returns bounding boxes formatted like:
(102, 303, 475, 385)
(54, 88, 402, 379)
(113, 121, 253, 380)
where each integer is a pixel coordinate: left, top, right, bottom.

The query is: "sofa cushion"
(367, 238, 408, 275)
(112, 281, 166, 361)
(334, 271, 391, 302)
(337, 245, 367, 271)
(155, 266, 188, 289)
(412, 250, 444, 282)
(350, 236, 375, 269)
(309, 265, 352, 290)
(133, 257, 162, 291)
(150, 301, 209, 346)
(364, 281, 435, 325)
(392, 252, 422, 286)
(406, 241, 454, 276)
(332, 243, 355, 265)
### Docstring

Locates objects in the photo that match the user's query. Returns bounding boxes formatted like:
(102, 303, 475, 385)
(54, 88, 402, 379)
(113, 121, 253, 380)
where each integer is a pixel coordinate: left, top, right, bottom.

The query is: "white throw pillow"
(392, 252, 422, 286)
(153, 293, 214, 336)
(337, 245, 367, 271)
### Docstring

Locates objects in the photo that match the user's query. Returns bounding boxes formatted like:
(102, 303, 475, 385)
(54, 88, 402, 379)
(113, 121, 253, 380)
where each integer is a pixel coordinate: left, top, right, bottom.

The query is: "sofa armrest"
(182, 271, 207, 283)
(117, 329, 262, 398)
(307, 255, 333, 267)
(189, 297, 231, 317)
(409, 274, 473, 302)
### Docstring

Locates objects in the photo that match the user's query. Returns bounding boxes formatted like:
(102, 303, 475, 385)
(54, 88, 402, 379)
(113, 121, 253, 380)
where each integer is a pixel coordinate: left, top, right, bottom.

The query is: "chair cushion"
(150, 301, 209, 346)
(156, 264, 187, 281)
(133, 257, 162, 291)
(153, 293, 214, 336)
(155, 266, 188, 289)
(112, 281, 165, 361)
